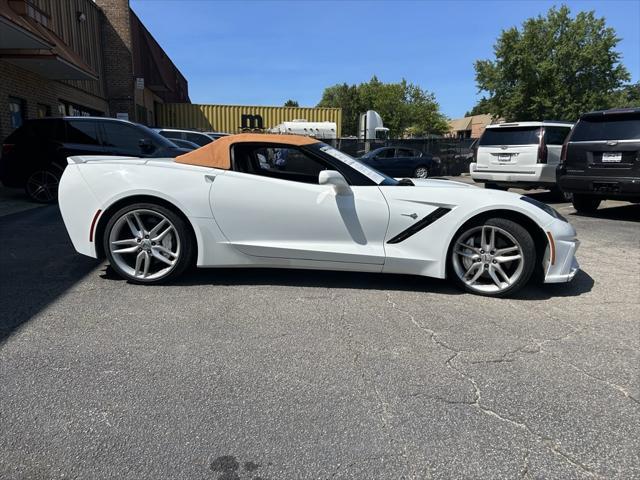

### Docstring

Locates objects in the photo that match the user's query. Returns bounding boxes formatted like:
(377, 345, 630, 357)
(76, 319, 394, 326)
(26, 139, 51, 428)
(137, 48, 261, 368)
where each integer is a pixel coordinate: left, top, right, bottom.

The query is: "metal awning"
(0, 0, 97, 80)
(0, 49, 96, 80)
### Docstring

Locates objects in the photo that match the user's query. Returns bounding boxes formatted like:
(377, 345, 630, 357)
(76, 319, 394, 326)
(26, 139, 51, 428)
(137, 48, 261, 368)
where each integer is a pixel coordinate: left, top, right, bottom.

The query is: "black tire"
(413, 166, 429, 178)
(551, 187, 572, 202)
(485, 183, 508, 191)
(448, 217, 536, 297)
(25, 168, 61, 203)
(572, 194, 601, 214)
(103, 202, 195, 284)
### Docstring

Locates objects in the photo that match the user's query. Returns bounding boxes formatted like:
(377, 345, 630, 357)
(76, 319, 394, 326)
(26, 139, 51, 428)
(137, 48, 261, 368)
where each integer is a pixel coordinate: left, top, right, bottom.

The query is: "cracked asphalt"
(1, 187, 639, 479)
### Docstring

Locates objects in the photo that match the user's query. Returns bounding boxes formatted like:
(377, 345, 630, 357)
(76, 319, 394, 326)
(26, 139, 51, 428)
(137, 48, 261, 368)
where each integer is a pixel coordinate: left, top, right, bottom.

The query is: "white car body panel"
(59, 154, 579, 285)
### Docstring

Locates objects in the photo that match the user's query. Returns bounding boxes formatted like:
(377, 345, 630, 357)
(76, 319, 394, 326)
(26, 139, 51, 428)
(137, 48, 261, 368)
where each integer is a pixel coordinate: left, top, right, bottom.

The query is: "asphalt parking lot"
(1, 181, 639, 479)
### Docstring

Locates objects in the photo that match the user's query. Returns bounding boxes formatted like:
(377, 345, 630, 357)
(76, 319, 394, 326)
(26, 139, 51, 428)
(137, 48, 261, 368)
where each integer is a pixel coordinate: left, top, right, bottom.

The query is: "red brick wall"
(0, 60, 108, 143)
(95, 0, 135, 120)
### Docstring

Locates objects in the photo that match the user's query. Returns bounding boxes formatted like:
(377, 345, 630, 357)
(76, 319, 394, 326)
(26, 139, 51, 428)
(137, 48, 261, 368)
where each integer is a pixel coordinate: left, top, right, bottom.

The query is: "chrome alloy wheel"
(452, 225, 524, 294)
(108, 209, 181, 280)
(414, 167, 429, 178)
(26, 170, 59, 202)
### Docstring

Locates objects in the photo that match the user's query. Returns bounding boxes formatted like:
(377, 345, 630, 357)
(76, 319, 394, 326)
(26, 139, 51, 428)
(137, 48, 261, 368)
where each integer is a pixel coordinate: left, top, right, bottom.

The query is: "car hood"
(408, 178, 474, 188)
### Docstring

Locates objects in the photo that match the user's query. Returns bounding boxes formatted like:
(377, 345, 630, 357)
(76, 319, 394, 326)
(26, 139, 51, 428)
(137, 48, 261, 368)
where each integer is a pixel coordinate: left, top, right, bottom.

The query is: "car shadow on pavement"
(569, 203, 640, 222)
(0, 206, 99, 343)
(102, 264, 594, 300)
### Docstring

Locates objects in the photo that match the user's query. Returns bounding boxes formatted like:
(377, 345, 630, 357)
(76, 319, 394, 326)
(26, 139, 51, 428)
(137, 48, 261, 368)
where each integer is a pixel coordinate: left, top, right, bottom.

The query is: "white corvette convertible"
(59, 133, 579, 297)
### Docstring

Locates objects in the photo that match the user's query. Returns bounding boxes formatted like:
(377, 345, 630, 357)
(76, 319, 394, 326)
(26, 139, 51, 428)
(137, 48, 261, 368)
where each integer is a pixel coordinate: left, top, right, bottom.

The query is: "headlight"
(520, 196, 567, 222)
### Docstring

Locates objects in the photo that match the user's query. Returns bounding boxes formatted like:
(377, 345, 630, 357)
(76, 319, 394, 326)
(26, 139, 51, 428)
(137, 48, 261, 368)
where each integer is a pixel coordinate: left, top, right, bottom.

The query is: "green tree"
(474, 5, 630, 121)
(317, 76, 448, 137)
(283, 99, 299, 107)
(613, 82, 640, 108)
(465, 97, 495, 117)
(317, 83, 361, 136)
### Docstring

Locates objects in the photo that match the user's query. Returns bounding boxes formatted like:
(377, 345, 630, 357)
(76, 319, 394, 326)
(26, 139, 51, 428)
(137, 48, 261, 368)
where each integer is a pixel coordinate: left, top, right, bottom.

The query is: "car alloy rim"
(452, 225, 524, 293)
(108, 209, 181, 280)
(415, 167, 428, 178)
(26, 171, 59, 202)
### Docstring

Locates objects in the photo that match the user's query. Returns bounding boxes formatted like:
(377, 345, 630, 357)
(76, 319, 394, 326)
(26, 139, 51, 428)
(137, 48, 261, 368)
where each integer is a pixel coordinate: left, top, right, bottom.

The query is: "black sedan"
(359, 147, 441, 178)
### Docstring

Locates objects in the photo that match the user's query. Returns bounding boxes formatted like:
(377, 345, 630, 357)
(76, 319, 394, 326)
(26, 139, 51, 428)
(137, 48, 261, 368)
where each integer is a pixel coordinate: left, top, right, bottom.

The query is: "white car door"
(209, 145, 389, 265)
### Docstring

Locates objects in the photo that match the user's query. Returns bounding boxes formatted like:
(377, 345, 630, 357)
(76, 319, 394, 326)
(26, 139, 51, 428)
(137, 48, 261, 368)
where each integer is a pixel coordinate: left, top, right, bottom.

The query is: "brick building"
(0, 0, 189, 142)
(447, 114, 500, 139)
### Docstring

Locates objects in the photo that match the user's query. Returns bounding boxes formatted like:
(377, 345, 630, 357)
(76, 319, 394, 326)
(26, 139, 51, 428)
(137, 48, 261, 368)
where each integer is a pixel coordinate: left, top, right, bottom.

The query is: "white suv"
(470, 121, 573, 193)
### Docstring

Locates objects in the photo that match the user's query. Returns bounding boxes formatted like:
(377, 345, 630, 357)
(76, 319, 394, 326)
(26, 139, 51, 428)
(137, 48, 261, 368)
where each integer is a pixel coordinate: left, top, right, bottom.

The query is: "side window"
(233, 144, 330, 184)
(185, 132, 211, 146)
(397, 148, 415, 157)
(102, 122, 149, 155)
(545, 127, 571, 145)
(162, 130, 182, 140)
(66, 120, 100, 145)
(377, 148, 396, 159)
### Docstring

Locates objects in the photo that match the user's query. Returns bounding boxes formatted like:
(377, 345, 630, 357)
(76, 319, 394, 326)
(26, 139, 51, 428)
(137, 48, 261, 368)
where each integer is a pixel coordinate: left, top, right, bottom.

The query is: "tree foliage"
(283, 99, 299, 107)
(474, 5, 630, 121)
(317, 76, 448, 137)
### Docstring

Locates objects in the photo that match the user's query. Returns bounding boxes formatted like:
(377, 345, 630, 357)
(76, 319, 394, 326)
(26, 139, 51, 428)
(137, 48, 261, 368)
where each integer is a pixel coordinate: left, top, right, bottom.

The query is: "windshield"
(479, 127, 541, 146)
(318, 145, 398, 185)
(136, 124, 179, 148)
(571, 114, 640, 141)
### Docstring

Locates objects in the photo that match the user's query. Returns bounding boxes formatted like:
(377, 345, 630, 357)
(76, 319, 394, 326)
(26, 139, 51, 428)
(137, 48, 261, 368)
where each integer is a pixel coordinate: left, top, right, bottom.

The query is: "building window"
(9, 97, 26, 129)
(37, 104, 51, 118)
(58, 100, 103, 117)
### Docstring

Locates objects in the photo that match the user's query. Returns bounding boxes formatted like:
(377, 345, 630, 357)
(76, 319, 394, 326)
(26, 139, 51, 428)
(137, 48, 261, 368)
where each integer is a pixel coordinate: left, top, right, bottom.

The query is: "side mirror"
(319, 170, 351, 195)
(139, 138, 154, 154)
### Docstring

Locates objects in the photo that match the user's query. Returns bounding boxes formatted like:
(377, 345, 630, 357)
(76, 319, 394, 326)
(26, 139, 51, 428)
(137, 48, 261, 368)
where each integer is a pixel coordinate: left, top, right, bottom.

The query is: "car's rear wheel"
(572, 194, 601, 214)
(103, 203, 194, 284)
(25, 168, 60, 203)
(414, 166, 429, 178)
(449, 218, 536, 297)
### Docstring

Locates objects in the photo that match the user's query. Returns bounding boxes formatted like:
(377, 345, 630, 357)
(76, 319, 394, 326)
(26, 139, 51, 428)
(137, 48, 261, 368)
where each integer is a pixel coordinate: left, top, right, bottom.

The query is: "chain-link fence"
(326, 138, 477, 176)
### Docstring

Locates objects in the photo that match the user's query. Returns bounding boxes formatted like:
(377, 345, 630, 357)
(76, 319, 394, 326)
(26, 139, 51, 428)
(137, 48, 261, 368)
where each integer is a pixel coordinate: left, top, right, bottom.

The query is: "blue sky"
(131, 0, 640, 119)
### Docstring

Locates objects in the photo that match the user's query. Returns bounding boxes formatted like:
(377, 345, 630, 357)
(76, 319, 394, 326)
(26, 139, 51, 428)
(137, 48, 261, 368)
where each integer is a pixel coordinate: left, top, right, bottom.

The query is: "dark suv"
(558, 108, 640, 213)
(0, 117, 188, 202)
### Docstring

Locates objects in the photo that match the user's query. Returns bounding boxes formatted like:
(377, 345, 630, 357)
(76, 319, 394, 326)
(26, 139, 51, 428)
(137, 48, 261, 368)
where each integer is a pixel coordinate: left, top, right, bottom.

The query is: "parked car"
(168, 138, 200, 150)
(203, 131, 230, 141)
(359, 146, 441, 178)
(557, 108, 640, 213)
(0, 117, 189, 203)
(58, 133, 579, 297)
(154, 128, 215, 147)
(470, 121, 573, 197)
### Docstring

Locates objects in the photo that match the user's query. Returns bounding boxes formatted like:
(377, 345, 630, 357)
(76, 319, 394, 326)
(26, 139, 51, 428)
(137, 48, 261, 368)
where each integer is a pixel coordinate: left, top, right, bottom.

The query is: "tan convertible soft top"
(175, 133, 321, 169)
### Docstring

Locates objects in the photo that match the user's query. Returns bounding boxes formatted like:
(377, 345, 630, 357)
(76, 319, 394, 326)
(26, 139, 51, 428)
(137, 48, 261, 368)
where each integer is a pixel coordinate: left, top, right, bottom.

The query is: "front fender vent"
(387, 207, 452, 244)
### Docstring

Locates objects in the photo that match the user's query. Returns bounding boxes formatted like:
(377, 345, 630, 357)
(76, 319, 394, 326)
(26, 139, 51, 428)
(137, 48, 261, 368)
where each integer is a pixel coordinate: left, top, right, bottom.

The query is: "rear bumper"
(470, 163, 556, 186)
(557, 173, 640, 198)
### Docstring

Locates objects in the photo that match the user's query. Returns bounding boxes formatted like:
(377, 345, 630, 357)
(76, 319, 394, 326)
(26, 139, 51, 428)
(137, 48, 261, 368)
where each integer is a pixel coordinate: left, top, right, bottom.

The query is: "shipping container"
(155, 104, 342, 137)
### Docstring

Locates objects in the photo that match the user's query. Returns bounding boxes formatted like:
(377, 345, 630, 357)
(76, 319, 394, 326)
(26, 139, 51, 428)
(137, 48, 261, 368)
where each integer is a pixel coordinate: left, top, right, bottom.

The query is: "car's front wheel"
(449, 218, 536, 297)
(572, 194, 601, 214)
(103, 203, 194, 284)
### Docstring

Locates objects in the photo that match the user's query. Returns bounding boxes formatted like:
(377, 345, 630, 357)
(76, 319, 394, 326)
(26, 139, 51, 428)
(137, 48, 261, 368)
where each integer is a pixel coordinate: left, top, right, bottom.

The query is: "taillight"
(2, 144, 15, 156)
(560, 139, 569, 164)
(537, 137, 548, 164)
(537, 143, 548, 163)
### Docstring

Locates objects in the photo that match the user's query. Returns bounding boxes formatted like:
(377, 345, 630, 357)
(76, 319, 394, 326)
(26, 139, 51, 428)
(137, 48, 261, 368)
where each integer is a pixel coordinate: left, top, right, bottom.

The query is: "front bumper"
(470, 163, 557, 185)
(544, 220, 580, 283)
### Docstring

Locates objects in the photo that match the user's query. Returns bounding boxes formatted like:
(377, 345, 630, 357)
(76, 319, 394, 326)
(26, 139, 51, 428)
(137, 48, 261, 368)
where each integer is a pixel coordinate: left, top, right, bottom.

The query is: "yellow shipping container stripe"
(156, 104, 342, 137)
